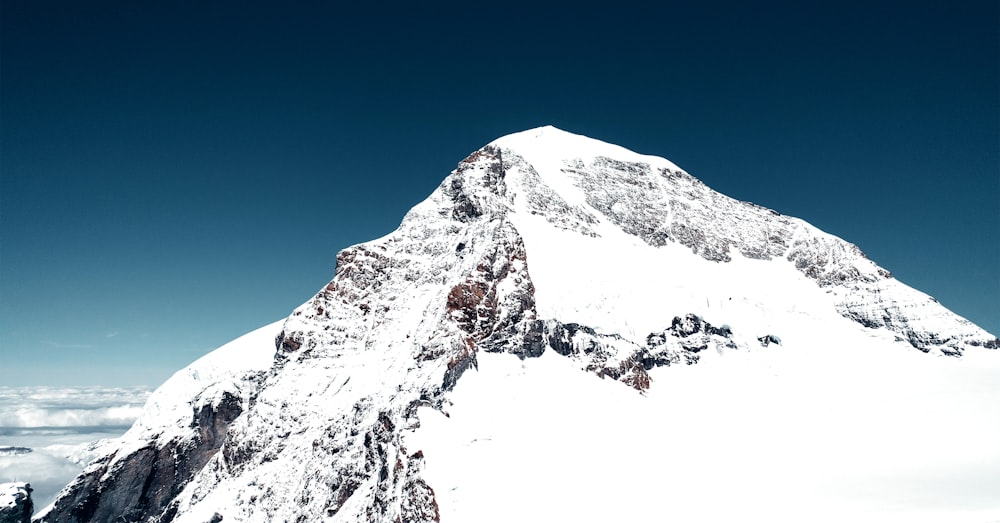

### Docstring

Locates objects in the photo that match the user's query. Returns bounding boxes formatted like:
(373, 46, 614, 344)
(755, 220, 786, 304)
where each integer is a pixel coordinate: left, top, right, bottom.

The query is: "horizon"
(2, 1, 997, 388)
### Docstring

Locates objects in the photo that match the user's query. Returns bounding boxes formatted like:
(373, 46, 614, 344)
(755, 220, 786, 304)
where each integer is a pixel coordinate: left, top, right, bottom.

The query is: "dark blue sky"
(2, 1, 997, 386)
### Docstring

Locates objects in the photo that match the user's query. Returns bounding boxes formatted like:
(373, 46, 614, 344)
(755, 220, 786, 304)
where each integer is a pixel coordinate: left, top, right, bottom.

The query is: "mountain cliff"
(0, 483, 33, 523)
(38, 126, 998, 522)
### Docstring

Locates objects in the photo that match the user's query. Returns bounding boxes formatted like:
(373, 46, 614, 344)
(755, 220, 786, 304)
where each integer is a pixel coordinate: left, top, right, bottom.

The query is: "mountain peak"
(494, 124, 571, 139)
(489, 124, 598, 151)
(39, 128, 998, 523)
(489, 125, 683, 174)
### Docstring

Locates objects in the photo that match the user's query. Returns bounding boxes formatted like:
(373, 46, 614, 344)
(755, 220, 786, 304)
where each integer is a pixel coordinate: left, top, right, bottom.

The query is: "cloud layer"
(0, 386, 153, 511)
(0, 386, 151, 429)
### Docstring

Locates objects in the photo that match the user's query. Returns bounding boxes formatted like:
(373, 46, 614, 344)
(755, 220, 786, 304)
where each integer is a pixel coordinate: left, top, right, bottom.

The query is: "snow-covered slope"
(34, 322, 281, 522)
(410, 348, 1000, 523)
(40, 126, 998, 522)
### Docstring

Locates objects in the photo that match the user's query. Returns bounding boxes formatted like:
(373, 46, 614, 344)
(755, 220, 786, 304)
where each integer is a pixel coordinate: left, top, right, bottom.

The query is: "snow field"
(408, 345, 1000, 523)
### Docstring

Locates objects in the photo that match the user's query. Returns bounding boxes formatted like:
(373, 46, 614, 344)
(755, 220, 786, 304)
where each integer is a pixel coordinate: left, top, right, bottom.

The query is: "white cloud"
(0, 405, 144, 429)
(0, 386, 151, 428)
(0, 386, 154, 512)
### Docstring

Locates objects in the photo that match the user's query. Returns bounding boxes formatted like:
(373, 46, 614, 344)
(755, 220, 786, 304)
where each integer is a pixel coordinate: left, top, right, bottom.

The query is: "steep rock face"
(0, 483, 32, 523)
(37, 323, 280, 523)
(43, 126, 997, 522)
(156, 144, 547, 522)
(40, 392, 247, 523)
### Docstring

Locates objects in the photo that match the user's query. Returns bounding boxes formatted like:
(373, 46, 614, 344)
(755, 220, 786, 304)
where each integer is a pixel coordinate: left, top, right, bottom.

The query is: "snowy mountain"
(38, 126, 999, 522)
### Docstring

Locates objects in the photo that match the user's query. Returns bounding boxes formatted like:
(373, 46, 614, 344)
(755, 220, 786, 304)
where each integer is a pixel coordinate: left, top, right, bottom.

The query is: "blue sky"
(2, 1, 997, 387)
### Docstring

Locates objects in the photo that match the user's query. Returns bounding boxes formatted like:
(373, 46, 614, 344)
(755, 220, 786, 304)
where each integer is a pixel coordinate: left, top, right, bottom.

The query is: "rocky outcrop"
(567, 156, 795, 262)
(758, 334, 782, 347)
(832, 277, 999, 356)
(542, 314, 742, 391)
(0, 483, 32, 523)
(38, 392, 248, 523)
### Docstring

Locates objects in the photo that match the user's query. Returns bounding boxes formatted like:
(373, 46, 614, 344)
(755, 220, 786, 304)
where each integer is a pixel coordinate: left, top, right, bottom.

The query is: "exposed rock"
(758, 334, 782, 347)
(38, 392, 247, 523)
(398, 451, 440, 523)
(832, 278, 997, 355)
(543, 314, 742, 391)
(0, 483, 32, 523)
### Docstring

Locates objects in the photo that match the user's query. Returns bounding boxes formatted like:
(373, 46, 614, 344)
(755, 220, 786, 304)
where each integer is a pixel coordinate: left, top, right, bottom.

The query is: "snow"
(510, 206, 835, 343)
(44, 439, 118, 468)
(124, 320, 281, 441)
(408, 347, 1000, 523)
(406, 127, 1000, 521)
(492, 126, 683, 208)
(0, 482, 29, 509)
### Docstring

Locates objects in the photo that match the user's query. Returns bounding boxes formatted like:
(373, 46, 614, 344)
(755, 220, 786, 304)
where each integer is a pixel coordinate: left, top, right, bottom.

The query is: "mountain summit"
(40, 127, 998, 522)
